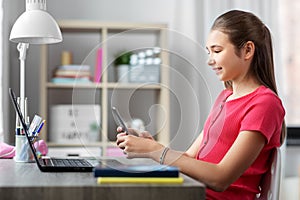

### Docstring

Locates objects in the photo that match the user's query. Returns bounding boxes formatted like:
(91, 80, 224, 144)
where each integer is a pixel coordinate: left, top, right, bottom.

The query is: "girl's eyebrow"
(210, 44, 222, 49)
(206, 44, 222, 50)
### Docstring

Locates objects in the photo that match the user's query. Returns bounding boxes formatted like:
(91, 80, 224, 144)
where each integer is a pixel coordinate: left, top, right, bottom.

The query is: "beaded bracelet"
(159, 147, 169, 165)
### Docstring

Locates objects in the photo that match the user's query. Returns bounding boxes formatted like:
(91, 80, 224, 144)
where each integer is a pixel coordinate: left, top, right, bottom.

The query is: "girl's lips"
(212, 67, 222, 74)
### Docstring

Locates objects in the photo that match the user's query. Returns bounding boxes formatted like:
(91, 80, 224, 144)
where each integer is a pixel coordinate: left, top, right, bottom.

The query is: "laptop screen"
(9, 88, 43, 165)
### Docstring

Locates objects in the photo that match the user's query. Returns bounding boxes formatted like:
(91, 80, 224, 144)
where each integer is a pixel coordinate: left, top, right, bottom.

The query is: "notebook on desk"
(9, 88, 120, 172)
(93, 163, 180, 177)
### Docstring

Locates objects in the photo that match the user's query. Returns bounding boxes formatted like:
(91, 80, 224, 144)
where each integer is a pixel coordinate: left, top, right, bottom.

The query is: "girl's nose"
(207, 57, 215, 66)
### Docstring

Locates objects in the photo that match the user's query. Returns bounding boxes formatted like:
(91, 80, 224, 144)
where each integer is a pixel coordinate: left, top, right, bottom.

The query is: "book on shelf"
(51, 64, 92, 84)
(94, 48, 103, 83)
(57, 64, 91, 71)
(51, 77, 91, 84)
(93, 164, 179, 178)
(54, 69, 91, 77)
(97, 176, 184, 184)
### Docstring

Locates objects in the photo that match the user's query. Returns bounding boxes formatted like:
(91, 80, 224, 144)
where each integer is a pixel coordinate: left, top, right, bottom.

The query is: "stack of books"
(93, 163, 183, 184)
(51, 65, 92, 84)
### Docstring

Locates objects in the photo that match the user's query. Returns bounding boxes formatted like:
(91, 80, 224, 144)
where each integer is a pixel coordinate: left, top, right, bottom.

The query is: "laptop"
(9, 87, 120, 172)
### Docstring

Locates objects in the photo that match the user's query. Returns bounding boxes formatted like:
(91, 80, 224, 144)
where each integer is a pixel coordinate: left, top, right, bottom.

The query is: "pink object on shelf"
(94, 48, 103, 83)
(105, 147, 126, 157)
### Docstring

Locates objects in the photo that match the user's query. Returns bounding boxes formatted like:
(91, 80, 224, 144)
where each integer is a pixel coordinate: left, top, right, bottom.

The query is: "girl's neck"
(227, 78, 261, 101)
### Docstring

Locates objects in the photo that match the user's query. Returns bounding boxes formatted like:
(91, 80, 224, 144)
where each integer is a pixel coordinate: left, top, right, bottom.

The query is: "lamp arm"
(17, 43, 29, 116)
(17, 43, 29, 60)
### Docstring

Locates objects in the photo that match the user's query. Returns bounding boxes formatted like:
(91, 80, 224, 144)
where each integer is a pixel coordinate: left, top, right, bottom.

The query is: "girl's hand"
(139, 131, 154, 140)
(116, 126, 140, 137)
(116, 128, 163, 159)
(116, 126, 154, 140)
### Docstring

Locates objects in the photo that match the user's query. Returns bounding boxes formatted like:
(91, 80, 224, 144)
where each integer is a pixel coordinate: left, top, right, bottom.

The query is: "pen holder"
(14, 135, 35, 162)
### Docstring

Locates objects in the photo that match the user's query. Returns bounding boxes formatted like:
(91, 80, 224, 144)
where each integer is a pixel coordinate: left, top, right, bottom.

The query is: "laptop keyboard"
(51, 158, 92, 167)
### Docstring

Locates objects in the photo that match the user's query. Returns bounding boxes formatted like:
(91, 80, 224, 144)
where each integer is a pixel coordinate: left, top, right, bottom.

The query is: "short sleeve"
(240, 93, 285, 144)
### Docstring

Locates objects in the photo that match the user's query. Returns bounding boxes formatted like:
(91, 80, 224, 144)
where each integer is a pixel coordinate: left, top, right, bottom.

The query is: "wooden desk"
(0, 159, 205, 200)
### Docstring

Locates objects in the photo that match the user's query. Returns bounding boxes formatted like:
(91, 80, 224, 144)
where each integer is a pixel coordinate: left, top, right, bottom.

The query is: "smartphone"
(111, 107, 129, 134)
(111, 107, 139, 136)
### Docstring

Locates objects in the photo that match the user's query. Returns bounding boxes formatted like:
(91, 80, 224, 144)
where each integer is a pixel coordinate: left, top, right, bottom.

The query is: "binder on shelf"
(97, 176, 184, 184)
(93, 164, 179, 178)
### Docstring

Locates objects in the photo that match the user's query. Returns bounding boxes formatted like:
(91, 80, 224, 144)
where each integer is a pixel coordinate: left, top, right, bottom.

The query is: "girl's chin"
(216, 75, 225, 81)
(216, 73, 229, 82)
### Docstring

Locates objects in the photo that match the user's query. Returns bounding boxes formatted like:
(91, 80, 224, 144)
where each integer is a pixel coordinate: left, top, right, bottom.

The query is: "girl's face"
(206, 30, 249, 82)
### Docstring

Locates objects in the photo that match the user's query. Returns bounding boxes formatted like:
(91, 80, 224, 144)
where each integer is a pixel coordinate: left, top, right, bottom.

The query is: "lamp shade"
(9, 0, 62, 44)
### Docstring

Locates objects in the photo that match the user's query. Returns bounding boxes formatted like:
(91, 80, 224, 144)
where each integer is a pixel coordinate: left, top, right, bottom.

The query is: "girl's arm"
(184, 131, 203, 158)
(117, 130, 265, 191)
(155, 130, 266, 191)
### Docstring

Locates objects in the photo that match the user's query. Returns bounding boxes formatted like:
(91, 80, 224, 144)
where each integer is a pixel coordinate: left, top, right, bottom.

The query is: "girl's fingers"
(140, 131, 154, 140)
(117, 126, 124, 132)
(116, 133, 127, 146)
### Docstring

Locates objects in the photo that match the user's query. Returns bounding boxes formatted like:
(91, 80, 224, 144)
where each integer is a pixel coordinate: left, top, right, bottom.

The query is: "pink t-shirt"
(196, 86, 285, 200)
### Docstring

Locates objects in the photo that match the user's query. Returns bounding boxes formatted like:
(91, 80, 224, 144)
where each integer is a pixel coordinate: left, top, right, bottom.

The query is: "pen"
(29, 115, 42, 136)
(25, 97, 30, 126)
(15, 127, 22, 135)
(36, 120, 45, 134)
(15, 110, 20, 135)
(32, 120, 46, 143)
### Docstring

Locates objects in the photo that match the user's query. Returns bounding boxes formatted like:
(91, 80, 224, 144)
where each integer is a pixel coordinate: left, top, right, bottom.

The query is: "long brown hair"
(211, 10, 286, 144)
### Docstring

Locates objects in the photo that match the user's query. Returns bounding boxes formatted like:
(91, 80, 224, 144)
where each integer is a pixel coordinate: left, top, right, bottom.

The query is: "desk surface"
(0, 158, 205, 200)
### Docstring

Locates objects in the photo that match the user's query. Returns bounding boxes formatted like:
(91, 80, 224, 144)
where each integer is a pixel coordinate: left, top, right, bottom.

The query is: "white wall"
(3, 0, 24, 142)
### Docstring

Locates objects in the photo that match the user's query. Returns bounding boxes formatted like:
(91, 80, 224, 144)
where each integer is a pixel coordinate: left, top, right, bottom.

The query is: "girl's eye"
(214, 50, 221, 53)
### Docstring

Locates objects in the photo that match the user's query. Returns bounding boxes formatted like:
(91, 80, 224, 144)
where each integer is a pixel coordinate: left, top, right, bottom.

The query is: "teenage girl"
(116, 10, 285, 200)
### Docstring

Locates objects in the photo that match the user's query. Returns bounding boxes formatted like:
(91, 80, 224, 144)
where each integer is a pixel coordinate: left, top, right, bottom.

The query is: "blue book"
(93, 164, 179, 178)
(51, 77, 91, 84)
(57, 64, 91, 71)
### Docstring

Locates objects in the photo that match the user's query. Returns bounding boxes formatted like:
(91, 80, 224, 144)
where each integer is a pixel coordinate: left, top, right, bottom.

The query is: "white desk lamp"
(9, 0, 62, 119)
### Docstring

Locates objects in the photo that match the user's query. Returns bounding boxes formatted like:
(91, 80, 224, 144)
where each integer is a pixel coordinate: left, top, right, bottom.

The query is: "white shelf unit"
(39, 20, 170, 156)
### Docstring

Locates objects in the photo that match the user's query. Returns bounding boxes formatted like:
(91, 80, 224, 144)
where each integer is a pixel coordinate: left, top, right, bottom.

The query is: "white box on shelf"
(129, 64, 160, 83)
(49, 104, 101, 144)
(47, 147, 102, 157)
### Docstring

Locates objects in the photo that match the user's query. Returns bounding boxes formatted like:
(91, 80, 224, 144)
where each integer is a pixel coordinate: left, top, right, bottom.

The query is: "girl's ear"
(244, 41, 255, 60)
